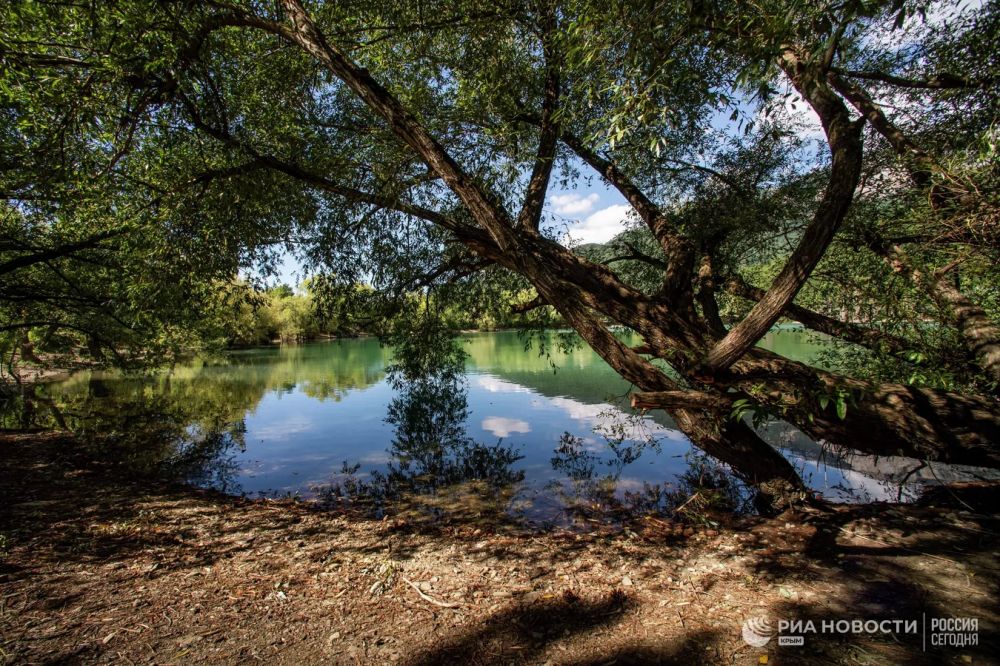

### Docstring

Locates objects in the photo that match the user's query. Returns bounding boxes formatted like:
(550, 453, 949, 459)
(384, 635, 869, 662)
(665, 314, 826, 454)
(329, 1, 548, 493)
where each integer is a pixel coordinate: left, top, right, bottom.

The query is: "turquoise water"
(20, 330, 957, 525)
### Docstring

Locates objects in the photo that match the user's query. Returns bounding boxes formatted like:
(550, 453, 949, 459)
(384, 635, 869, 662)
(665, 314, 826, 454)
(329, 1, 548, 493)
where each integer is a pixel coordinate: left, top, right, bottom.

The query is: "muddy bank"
(0, 431, 997, 664)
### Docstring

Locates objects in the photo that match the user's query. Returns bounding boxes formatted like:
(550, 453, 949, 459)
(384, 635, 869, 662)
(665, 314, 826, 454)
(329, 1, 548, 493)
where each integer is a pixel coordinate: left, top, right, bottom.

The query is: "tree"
(3, 0, 999, 507)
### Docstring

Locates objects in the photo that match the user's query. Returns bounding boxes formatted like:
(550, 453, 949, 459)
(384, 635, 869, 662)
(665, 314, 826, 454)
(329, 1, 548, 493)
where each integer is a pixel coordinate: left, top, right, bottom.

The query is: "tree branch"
(662, 158, 749, 194)
(832, 68, 994, 90)
(178, 95, 494, 246)
(0, 230, 125, 277)
(515, 4, 560, 234)
(553, 128, 695, 306)
(511, 294, 545, 314)
(720, 273, 913, 356)
(240, 0, 521, 252)
(876, 244, 1000, 387)
(630, 389, 730, 412)
(827, 71, 935, 185)
(604, 241, 669, 269)
(696, 255, 727, 336)
(404, 256, 493, 290)
(702, 50, 864, 373)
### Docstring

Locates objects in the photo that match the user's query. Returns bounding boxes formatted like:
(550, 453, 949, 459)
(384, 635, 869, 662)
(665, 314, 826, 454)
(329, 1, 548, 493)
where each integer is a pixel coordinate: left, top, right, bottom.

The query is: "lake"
(15, 329, 984, 527)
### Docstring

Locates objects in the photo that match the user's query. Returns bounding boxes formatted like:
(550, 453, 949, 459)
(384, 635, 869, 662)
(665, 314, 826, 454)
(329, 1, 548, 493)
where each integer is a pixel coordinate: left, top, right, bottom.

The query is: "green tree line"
(214, 280, 560, 347)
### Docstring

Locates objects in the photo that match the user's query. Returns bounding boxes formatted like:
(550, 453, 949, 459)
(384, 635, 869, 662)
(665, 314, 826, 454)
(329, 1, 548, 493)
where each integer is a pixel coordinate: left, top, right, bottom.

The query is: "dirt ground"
(1, 431, 997, 665)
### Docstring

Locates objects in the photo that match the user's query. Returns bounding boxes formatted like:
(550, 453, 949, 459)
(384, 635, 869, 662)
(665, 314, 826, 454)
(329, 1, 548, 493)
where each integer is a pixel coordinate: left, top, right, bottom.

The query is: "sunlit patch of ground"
(1, 431, 996, 664)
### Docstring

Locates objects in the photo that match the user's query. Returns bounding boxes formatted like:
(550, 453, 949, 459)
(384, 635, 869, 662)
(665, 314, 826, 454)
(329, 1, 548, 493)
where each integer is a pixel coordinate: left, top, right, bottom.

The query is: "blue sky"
(544, 178, 632, 245)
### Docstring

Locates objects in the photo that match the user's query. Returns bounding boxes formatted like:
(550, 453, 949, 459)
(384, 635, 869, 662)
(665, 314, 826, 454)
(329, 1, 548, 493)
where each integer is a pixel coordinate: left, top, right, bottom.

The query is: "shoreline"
(2, 323, 811, 388)
(1, 430, 997, 664)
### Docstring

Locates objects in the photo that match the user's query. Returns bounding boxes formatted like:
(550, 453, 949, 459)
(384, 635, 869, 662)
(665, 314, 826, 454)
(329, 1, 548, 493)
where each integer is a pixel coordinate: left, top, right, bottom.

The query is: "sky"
(545, 180, 633, 245)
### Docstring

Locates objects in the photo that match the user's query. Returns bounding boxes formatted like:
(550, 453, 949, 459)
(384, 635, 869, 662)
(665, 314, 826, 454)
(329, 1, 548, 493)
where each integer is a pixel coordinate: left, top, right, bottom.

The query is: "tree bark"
(926, 273, 1000, 387)
(696, 255, 727, 336)
(721, 348, 1000, 469)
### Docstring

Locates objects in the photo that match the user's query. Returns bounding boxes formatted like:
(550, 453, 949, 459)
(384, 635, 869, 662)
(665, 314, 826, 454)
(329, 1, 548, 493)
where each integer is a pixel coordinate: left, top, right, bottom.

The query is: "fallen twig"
(672, 492, 701, 516)
(399, 576, 463, 608)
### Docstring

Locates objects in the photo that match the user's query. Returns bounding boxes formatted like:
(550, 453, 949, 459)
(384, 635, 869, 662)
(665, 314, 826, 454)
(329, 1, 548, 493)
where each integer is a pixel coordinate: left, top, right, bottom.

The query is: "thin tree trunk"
(720, 273, 915, 357)
(829, 73, 1000, 386)
(696, 255, 727, 336)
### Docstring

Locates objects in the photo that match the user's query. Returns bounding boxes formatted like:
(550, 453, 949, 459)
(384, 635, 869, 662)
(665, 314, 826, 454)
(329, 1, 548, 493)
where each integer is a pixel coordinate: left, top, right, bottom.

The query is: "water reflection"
(314, 353, 752, 528)
(317, 344, 525, 523)
(4, 377, 247, 494)
(4, 332, 994, 527)
(548, 434, 754, 527)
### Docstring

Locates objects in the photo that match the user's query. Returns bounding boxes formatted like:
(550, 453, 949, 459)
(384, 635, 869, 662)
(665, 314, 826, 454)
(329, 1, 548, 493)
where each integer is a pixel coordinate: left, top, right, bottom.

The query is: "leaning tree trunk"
(702, 49, 864, 372)
(671, 412, 809, 513)
(740, 353, 1000, 468)
(242, 1, 1000, 478)
(539, 286, 809, 512)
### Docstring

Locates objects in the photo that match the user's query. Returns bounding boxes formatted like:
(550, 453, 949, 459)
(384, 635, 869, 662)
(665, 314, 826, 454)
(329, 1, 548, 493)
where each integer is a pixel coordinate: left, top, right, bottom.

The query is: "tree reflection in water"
(0, 342, 396, 495)
(548, 432, 755, 528)
(319, 324, 525, 524)
(2, 376, 247, 494)
(319, 327, 758, 528)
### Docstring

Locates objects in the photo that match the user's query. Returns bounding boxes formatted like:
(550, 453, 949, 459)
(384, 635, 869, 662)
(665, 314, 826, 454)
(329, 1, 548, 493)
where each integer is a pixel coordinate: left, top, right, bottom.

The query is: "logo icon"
(742, 616, 775, 647)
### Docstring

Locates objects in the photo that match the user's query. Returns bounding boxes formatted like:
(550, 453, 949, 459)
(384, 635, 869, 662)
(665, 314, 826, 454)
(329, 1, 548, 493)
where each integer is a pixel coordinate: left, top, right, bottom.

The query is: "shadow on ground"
(1, 431, 997, 664)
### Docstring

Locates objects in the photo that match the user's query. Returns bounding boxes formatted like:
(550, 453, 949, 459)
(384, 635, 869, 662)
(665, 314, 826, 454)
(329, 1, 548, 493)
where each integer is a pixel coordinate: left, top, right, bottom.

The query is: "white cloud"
(473, 375, 533, 393)
(249, 416, 316, 441)
(547, 396, 687, 443)
(567, 204, 631, 245)
(481, 416, 532, 438)
(550, 192, 600, 215)
(547, 397, 608, 421)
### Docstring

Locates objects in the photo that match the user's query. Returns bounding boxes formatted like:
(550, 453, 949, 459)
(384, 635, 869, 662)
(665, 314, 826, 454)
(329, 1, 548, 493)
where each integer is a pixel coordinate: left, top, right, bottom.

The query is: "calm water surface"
(30, 330, 974, 525)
